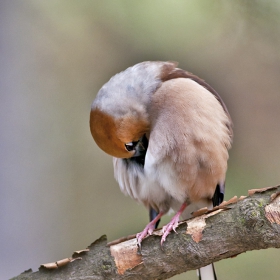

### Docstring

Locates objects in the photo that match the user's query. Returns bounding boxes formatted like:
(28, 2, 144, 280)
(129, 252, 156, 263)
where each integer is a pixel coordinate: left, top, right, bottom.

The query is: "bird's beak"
(132, 135, 148, 158)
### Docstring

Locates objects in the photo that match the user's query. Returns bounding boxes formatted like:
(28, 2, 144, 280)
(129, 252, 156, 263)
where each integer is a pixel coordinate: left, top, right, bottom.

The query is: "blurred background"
(1, 1, 280, 279)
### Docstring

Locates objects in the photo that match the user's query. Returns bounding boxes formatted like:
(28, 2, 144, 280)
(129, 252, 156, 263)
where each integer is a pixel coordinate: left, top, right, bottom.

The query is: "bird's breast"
(113, 156, 172, 213)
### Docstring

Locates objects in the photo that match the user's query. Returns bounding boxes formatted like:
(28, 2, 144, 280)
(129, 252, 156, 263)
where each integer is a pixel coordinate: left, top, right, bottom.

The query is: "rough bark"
(12, 186, 280, 280)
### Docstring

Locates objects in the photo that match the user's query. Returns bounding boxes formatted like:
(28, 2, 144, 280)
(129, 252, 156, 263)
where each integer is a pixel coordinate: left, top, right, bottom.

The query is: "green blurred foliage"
(1, 0, 280, 279)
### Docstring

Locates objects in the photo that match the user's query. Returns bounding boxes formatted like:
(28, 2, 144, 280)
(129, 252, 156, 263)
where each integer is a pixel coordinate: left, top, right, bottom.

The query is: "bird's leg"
(136, 212, 164, 247)
(161, 202, 187, 246)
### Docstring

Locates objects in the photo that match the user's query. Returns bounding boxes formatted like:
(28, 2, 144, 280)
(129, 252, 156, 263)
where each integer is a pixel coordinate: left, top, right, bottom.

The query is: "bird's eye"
(125, 141, 138, 152)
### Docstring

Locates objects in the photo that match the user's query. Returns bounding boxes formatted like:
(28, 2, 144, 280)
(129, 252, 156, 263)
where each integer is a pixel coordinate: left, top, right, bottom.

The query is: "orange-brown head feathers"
(90, 107, 149, 158)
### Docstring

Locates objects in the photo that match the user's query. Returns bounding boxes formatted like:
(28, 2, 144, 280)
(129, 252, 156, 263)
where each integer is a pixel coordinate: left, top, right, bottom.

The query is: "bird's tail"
(197, 264, 217, 280)
(196, 182, 224, 280)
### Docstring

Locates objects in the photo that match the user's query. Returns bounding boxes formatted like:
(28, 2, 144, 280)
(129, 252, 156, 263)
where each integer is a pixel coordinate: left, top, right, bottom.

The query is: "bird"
(90, 61, 233, 280)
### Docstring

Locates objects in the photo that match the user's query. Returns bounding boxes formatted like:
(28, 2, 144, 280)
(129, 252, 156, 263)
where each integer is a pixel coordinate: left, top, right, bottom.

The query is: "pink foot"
(136, 212, 163, 247)
(161, 213, 180, 245)
(161, 202, 187, 246)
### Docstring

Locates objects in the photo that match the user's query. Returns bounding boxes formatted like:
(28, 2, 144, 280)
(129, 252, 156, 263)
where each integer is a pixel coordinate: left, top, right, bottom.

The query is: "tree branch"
(12, 186, 280, 280)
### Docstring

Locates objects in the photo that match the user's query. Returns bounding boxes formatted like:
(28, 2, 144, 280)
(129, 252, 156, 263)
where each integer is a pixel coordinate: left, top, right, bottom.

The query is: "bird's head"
(90, 61, 178, 158)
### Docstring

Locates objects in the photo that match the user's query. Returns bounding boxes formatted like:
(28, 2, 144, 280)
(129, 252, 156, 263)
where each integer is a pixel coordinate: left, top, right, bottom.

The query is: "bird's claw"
(160, 215, 180, 246)
(136, 223, 155, 248)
